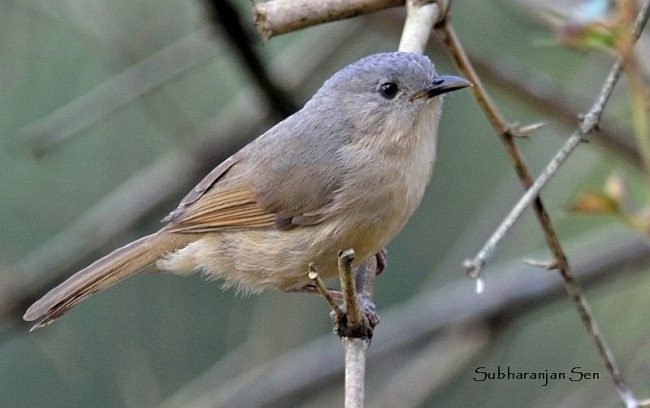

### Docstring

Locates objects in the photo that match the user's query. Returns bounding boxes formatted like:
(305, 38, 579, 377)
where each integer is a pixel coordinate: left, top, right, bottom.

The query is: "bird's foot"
(331, 291, 378, 338)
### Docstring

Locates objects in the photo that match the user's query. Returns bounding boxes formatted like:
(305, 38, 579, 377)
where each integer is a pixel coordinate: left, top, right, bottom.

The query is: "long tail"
(24, 232, 191, 330)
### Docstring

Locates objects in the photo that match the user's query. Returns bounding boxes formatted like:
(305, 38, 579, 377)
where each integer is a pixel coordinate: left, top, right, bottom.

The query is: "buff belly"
(156, 219, 391, 294)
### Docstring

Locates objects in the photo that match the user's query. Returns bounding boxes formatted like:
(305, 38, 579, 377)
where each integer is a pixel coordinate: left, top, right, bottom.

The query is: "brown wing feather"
(164, 154, 278, 232)
(166, 183, 277, 233)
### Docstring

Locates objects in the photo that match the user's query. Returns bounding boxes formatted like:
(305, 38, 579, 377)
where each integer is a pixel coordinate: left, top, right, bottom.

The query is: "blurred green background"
(2, 0, 650, 407)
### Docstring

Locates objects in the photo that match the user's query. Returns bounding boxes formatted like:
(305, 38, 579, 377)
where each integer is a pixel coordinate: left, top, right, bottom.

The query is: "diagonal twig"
(308, 263, 344, 320)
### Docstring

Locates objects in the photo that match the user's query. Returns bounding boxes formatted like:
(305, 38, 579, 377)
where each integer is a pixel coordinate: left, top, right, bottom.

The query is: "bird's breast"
(330, 125, 438, 252)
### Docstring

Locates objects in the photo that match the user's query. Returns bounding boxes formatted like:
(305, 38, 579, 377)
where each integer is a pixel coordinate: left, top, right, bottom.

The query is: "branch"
(341, 2, 441, 404)
(342, 336, 368, 408)
(254, 0, 404, 39)
(310, 252, 378, 407)
(309, 251, 375, 407)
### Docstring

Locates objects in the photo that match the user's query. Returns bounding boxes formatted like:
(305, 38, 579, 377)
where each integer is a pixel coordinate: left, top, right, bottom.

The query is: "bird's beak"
(412, 75, 471, 100)
(427, 75, 471, 97)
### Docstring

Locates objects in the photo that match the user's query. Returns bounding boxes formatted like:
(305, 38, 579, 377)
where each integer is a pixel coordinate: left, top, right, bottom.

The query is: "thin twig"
(445, 1, 650, 406)
(308, 263, 343, 320)
(342, 337, 367, 408)
(340, 3, 444, 405)
(435, 19, 568, 281)
(254, 0, 404, 39)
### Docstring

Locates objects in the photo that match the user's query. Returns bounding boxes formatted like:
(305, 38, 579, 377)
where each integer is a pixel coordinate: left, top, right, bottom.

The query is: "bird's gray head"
(307, 52, 470, 139)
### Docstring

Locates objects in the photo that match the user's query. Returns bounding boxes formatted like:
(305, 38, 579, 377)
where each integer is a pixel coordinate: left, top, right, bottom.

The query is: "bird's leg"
(340, 254, 379, 330)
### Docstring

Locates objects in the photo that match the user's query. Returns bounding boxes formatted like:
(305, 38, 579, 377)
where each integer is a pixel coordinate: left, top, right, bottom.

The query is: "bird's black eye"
(379, 82, 398, 99)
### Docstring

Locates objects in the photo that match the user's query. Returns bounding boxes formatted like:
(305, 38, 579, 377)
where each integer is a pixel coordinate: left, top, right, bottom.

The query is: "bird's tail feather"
(23, 232, 190, 330)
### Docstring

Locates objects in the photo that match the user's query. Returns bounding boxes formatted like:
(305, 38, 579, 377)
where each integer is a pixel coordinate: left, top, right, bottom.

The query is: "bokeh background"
(2, 0, 650, 407)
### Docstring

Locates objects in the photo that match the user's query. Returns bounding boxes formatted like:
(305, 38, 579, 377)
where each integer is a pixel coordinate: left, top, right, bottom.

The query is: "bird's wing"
(163, 153, 337, 234)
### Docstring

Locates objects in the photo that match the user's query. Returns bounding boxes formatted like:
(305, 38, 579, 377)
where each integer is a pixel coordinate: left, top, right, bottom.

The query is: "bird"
(24, 52, 470, 330)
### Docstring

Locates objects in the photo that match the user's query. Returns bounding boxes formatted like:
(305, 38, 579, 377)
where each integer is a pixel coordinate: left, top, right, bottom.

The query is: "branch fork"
(309, 250, 377, 339)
